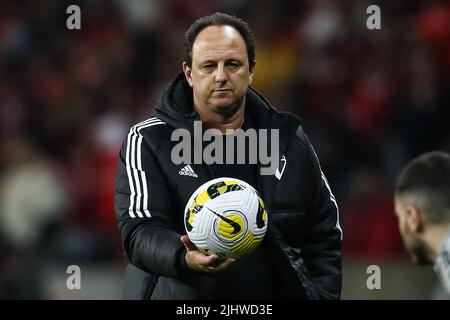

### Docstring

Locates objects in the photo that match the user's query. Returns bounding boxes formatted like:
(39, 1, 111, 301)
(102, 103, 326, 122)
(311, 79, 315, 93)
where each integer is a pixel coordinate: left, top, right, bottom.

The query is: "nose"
(215, 64, 227, 85)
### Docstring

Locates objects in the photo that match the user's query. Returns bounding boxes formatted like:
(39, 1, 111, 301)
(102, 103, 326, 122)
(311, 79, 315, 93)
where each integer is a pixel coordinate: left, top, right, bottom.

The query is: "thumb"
(180, 235, 197, 252)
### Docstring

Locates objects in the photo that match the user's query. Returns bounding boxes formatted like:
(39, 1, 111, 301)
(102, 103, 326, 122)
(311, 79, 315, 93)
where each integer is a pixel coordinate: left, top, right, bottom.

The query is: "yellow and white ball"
(184, 177, 268, 258)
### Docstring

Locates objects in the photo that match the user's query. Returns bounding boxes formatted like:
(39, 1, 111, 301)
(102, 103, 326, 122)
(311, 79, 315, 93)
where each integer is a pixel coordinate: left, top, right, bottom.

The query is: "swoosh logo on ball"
(206, 207, 241, 235)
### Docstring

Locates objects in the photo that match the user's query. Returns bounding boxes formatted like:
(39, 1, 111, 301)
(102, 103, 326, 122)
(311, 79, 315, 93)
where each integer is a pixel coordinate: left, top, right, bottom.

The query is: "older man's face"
(184, 25, 253, 117)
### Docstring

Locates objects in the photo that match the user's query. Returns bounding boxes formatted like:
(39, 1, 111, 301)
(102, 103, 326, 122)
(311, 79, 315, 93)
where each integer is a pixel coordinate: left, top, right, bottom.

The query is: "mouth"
(212, 89, 232, 92)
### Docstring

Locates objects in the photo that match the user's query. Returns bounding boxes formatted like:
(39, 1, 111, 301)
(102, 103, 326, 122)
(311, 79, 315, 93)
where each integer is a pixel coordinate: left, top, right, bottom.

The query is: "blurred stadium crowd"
(0, 0, 449, 299)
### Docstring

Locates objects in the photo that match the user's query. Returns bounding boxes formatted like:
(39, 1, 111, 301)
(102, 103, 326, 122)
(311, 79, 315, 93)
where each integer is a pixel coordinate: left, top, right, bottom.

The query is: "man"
(394, 151, 450, 295)
(115, 12, 342, 299)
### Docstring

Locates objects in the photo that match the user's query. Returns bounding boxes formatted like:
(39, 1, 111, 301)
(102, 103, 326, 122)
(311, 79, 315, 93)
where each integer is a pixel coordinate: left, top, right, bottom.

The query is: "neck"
(195, 102, 245, 134)
(423, 223, 450, 262)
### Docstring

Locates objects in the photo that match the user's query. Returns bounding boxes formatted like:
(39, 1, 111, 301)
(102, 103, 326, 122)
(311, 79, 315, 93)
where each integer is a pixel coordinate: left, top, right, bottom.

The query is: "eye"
(202, 64, 216, 72)
(226, 61, 241, 70)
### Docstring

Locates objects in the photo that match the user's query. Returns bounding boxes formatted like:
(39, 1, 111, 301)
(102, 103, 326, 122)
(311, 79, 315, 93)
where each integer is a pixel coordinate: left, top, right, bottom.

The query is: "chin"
(412, 254, 430, 265)
(212, 97, 234, 106)
(212, 101, 241, 116)
(409, 242, 434, 265)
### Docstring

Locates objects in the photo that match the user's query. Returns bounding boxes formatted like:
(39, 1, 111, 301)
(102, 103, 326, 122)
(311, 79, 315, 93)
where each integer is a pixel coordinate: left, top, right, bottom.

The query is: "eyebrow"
(200, 60, 217, 65)
(199, 58, 242, 65)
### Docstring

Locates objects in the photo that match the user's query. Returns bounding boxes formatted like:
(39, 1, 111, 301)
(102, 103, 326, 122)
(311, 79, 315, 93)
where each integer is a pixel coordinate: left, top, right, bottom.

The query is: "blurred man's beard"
(407, 235, 434, 265)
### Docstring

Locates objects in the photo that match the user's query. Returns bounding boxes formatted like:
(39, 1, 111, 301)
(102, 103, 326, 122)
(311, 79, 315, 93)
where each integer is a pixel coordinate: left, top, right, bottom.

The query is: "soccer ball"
(184, 177, 268, 259)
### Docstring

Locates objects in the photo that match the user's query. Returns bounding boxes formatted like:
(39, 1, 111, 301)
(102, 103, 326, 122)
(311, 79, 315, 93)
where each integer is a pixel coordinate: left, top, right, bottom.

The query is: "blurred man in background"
(395, 151, 450, 295)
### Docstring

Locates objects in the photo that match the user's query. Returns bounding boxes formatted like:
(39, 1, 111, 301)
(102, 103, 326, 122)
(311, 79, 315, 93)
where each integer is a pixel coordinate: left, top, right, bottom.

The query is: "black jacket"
(114, 73, 342, 299)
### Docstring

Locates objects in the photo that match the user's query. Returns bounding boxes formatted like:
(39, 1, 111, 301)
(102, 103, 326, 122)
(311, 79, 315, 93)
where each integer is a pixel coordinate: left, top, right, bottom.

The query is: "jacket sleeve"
(114, 127, 188, 279)
(298, 127, 343, 299)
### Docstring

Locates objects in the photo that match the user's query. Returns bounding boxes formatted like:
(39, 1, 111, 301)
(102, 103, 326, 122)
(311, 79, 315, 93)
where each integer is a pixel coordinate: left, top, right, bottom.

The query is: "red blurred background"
(0, 0, 449, 299)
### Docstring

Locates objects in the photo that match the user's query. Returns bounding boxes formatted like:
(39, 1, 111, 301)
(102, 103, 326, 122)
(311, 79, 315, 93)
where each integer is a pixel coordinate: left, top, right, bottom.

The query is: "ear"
(405, 206, 423, 233)
(249, 63, 255, 84)
(183, 62, 193, 88)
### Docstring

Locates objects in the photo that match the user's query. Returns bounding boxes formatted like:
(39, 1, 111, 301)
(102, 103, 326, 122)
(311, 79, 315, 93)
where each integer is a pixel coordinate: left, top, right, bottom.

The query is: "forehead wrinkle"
(194, 45, 244, 61)
(196, 43, 240, 53)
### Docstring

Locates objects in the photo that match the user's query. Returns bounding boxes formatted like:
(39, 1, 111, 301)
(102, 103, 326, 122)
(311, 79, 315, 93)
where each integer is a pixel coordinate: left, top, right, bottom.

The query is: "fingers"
(180, 236, 237, 274)
(185, 251, 220, 273)
(191, 250, 219, 266)
(180, 235, 197, 252)
(210, 257, 237, 273)
(204, 257, 237, 274)
(182, 239, 220, 272)
(184, 250, 237, 274)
